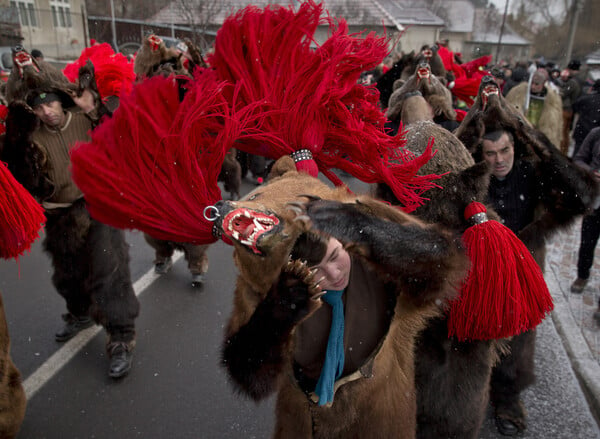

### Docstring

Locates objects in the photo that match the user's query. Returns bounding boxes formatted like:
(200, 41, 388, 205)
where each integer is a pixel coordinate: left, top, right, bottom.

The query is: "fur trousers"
(489, 329, 536, 429)
(43, 199, 140, 343)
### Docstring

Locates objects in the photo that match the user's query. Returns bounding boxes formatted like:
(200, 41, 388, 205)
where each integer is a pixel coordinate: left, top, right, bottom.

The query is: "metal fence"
(0, 5, 216, 60)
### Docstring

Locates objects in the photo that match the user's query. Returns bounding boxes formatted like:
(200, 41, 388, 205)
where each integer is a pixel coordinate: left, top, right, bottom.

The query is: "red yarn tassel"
(63, 43, 135, 99)
(208, 1, 442, 212)
(0, 162, 45, 259)
(448, 202, 553, 341)
(71, 71, 247, 244)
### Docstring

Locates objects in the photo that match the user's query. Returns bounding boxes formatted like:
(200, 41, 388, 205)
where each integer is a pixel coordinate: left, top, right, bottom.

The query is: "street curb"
(547, 271, 600, 425)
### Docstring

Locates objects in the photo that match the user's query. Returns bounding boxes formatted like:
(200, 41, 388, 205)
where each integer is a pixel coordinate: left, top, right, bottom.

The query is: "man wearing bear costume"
(1, 47, 140, 378)
(215, 156, 466, 438)
(456, 76, 597, 436)
(377, 66, 594, 438)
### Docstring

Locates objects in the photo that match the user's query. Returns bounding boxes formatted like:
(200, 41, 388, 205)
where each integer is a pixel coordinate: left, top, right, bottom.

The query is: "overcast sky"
(487, 0, 565, 20)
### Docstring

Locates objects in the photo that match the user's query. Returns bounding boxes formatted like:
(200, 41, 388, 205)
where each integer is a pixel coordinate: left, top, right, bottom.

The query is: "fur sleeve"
(1, 102, 53, 199)
(518, 129, 598, 248)
(222, 261, 322, 400)
(303, 199, 465, 304)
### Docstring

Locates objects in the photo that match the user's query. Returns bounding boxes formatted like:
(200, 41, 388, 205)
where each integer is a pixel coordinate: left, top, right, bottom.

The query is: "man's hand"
(72, 89, 97, 114)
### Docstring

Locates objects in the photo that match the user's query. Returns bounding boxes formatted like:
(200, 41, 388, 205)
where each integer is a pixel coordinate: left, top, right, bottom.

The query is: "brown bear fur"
(386, 63, 456, 124)
(0, 293, 26, 439)
(133, 34, 184, 78)
(218, 149, 242, 200)
(454, 76, 597, 433)
(376, 91, 505, 438)
(217, 156, 467, 438)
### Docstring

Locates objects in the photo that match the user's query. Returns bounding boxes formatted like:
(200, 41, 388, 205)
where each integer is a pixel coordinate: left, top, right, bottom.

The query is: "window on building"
(50, 0, 72, 28)
(9, 0, 38, 27)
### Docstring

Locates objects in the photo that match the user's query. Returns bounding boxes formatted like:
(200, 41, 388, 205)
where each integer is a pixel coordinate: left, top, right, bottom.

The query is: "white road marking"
(22, 252, 184, 399)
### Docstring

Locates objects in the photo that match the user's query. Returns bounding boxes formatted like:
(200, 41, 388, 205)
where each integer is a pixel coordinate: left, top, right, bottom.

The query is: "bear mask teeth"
(222, 208, 279, 254)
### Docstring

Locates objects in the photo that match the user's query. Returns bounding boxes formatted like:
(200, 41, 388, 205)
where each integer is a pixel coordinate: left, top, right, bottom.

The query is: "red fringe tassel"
(448, 202, 554, 341)
(208, 1, 441, 212)
(0, 162, 45, 259)
(63, 43, 136, 99)
(70, 71, 248, 244)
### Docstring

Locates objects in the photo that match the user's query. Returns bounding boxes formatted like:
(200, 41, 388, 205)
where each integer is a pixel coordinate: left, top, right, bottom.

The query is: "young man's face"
(32, 99, 65, 128)
(482, 132, 515, 179)
(311, 238, 351, 291)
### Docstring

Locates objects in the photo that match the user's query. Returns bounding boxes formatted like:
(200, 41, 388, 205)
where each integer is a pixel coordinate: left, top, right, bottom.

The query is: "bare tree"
(173, 0, 230, 49)
(509, 0, 569, 27)
(508, 0, 597, 63)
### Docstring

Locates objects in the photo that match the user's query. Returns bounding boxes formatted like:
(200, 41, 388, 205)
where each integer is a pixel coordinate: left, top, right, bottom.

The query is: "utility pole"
(110, 0, 118, 51)
(495, 0, 510, 63)
(564, 0, 582, 66)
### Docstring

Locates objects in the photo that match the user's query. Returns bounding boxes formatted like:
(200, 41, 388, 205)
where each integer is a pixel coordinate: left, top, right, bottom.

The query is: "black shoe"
(107, 342, 133, 378)
(154, 256, 173, 275)
(570, 277, 588, 293)
(495, 416, 520, 436)
(191, 273, 205, 287)
(55, 314, 93, 342)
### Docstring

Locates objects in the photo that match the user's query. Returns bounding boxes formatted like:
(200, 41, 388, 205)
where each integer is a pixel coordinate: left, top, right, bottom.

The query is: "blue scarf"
(314, 289, 345, 406)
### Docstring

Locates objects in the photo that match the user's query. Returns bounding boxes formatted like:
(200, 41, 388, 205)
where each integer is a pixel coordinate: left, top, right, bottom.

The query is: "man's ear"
(268, 156, 296, 179)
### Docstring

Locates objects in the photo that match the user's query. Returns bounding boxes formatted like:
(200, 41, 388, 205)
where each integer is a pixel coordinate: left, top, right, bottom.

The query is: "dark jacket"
(573, 127, 600, 172)
(572, 92, 600, 150)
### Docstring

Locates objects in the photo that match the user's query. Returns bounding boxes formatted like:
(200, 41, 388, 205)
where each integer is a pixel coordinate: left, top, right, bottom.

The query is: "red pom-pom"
(463, 201, 486, 219)
(448, 202, 554, 340)
(0, 162, 45, 259)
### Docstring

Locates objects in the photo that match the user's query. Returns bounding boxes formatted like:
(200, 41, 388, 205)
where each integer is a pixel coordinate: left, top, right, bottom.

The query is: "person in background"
(502, 62, 528, 96)
(30, 49, 43, 62)
(571, 79, 600, 157)
(1, 67, 140, 379)
(505, 68, 563, 149)
(559, 59, 583, 154)
(570, 128, 600, 320)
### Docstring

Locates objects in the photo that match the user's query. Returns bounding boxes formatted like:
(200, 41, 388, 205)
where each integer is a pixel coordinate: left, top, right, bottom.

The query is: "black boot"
(107, 341, 134, 378)
(55, 313, 94, 342)
(495, 416, 521, 436)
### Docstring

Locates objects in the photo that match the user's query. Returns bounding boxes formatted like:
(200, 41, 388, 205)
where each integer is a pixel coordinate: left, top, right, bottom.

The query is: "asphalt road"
(1, 177, 599, 439)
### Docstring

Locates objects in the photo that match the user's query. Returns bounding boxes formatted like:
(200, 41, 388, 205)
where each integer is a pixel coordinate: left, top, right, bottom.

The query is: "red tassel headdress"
(208, 1, 441, 212)
(70, 70, 258, 244)
(70, 1, 444, 245)
(448, 202, 553, 340)
(63, 43, 136, 99)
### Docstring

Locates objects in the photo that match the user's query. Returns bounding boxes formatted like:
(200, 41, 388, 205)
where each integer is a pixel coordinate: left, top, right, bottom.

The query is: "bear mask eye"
(247, 193, 261, 201)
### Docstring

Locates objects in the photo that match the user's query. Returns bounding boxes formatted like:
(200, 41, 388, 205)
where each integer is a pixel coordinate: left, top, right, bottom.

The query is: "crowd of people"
(0, 3, 598, 437)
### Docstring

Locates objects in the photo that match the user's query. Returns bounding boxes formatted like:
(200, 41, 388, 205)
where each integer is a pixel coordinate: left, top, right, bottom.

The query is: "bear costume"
(377, 67, 566, 438)
(378, 78, 503, 438)
(455, 75, 597, 435)
(214, 156, 467, 438)
(0, 145, 47, 438)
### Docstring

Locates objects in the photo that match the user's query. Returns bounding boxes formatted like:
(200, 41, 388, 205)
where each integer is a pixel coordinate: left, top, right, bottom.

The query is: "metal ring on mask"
(203, 205, 220, 222)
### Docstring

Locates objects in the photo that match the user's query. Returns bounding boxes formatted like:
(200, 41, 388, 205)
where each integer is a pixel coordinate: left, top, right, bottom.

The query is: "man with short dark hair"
(30, 49, 43, 61)
(482, 130, 540, 232)
(477, 126, 592, 435)
(3, 79, 140, 379)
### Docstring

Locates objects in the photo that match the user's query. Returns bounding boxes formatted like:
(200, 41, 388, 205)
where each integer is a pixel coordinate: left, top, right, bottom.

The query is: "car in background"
(0, 47, 13, 82)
